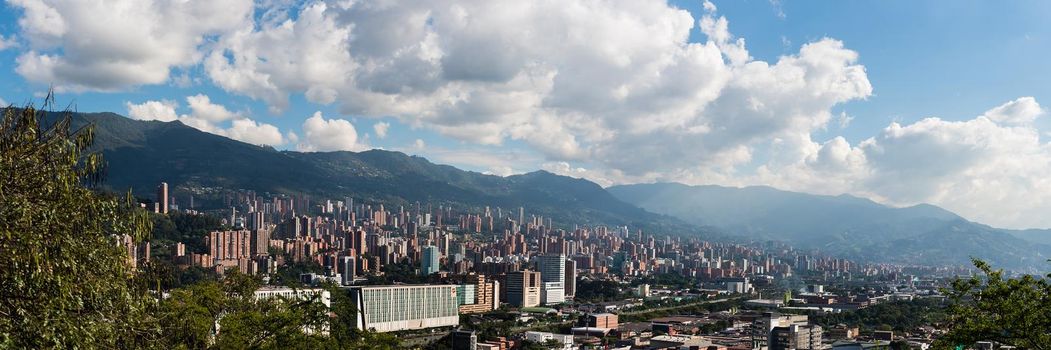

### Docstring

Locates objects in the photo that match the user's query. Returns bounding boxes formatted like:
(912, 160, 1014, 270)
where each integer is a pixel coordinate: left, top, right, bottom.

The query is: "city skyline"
(0, 1, 1050, 229)
(3, 1, 1047, 348)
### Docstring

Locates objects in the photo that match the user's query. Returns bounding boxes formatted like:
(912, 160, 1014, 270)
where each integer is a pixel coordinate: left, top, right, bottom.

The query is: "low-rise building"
(350, 284, 459, 333)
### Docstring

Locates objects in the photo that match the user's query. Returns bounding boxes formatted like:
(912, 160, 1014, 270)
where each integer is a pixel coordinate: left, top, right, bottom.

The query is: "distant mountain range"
(52, 111, 694, 233)
(608, 183, 1051, 272)
(46, 109, 1051, 271)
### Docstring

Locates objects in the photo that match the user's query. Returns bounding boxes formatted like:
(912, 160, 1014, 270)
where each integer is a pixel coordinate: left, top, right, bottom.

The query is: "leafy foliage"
(574, 279, 626, 302)
(151, 211, 225, 255)
(812, 298, 947, 332)
(934, 259, 1051, 349)
(0, 101, 401, 349)
(0, 102, 158, 347)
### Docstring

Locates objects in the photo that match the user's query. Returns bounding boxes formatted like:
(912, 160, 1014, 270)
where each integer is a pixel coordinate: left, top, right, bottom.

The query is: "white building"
(541, 282, 565, 305)
(254, 286, 331, 308)
(351, 284, 459, 332)
(725, 277, 752, 294)
(524, 331, 574, 350)
(537, 255, 566, 304)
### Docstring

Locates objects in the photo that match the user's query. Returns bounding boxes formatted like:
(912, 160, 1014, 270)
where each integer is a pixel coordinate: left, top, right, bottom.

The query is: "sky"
(0, 0, 1050, 229)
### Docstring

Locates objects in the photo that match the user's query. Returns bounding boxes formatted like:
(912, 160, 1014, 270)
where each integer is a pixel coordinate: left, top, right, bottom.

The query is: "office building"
(254, 286, 331, 308)
(541, 282, 565, 305)
(341, 256, 357, 285)
(459, 274, 499, 314)
(250, 228, 270, 256)
(770, 324, 823, 350)
(506, 270, 541, 308)
(564, 259, 576, 300)
(752, 312, 811, 349)
(350, 285, 459, 332)
(422, 245, 440, 275)
(536, 255, 565, 304)
(156, 182, 168, 214)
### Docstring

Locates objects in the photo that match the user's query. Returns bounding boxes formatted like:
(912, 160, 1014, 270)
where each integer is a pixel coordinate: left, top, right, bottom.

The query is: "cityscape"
(118, 182, 986, 349)
(2, 0, 1051, 349)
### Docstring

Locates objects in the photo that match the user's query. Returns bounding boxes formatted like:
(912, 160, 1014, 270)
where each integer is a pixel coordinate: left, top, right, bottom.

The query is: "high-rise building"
(506, 270, 541, 307)
(341, 256, 357, 285)
(458, 274, 498, 314)
(564, 259, 577, 300)
(250, 229, 270, 256)
(156, 182, 168, 214)
(350, 285, 460, 332)
(537, 255, 566, 304)
(422, 245, 440, 275)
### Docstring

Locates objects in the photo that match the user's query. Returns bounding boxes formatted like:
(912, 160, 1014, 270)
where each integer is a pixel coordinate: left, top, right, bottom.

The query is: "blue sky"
(1, 0, 1050, 228)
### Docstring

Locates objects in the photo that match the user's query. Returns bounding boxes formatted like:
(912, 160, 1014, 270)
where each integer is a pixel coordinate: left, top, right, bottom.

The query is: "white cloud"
(373, 121, 390, 139)
(413, 138, 425, 150)
(296, 111, 365, 152)
(13, 0, 870, 179)
(186, 94, 241, 122)
(226, 119, 285, 146)
(195, 0, 868, 179)
(719, 98, 1051, 229)
(9, 0, 253, 91)
(0, 34, 18, 50)
(981, 96, 1044, 125)
(125, 100, 178, 122)
(125, 95, 285, 146)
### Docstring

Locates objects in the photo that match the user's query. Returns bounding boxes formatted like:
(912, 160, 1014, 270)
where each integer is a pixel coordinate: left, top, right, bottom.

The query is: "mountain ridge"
(48, 110, 697, 233)
(608, 182, 1051, 271)
(39, 109, 1051, 270)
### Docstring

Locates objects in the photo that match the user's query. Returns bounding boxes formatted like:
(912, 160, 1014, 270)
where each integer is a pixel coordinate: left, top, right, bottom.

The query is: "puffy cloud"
(9, 0, 253, 91)
(373, 121, 390, 139)
(197, 0, 869, 179)
(728, 98, 1051, 229)
(12, 0, 871, 177)
(296, 111, 365, 152)
(186, 94, 241, 122)
(126, 100, 179, 122)
(226, 119, 285, 146)
(125, 95, 285, 146)
(205, 1, 353, 112)
(981, 96, 1044, 125)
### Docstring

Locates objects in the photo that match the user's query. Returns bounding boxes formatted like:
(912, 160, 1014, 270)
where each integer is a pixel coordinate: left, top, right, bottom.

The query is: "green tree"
(0, 101, 158, 347)
(934, 259, 1051, 349)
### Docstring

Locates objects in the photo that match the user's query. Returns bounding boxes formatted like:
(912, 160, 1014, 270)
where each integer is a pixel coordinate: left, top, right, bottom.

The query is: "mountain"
(51, 110, 694, 232)
(608, 183, 1051, 271)
(1005, 228, 1051, 246)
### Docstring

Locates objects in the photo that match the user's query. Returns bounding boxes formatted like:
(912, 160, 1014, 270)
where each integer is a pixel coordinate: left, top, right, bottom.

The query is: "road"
(619, 297, 737, 316)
